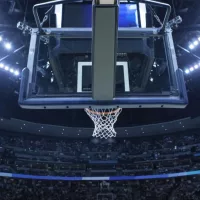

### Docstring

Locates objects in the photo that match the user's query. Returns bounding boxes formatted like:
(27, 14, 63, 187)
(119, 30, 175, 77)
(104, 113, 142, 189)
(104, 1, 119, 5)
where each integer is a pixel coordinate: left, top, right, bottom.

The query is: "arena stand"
(0, 132, 200, 199)
(0, 132, 200, 176)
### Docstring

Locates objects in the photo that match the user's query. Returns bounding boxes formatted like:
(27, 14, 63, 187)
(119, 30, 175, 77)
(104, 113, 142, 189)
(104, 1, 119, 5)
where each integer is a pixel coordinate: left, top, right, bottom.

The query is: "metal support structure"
(164, 28, 179, 94)
(33, 0, 79, 33)
(8, 0, 16, 14)
(48, 38, 65, 92)
(26, 31, 40, 96)
(92, 0, 119, 100)
(140, 44, 155, 89)
(19, 28, 188, 109)
(177, 44, 200, 60)
(42, 27, 160, 38)
(0, 45, 25, 62)
(33, 0, 171, 33)
(18, 0, 188, 109)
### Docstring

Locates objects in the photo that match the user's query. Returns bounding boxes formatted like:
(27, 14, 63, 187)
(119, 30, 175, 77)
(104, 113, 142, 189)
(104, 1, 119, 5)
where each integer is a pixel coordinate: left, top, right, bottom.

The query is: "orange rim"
(85, 108, 121, 115)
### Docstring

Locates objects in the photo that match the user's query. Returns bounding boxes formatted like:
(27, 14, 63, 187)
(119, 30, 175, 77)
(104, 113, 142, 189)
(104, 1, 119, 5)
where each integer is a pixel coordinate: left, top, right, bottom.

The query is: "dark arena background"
(0, 0, 200, 199)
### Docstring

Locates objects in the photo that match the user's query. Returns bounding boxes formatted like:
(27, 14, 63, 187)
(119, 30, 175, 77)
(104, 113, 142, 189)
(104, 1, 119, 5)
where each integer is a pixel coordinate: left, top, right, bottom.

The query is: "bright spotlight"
(4, 66, 9, 71)
(185, 69, 190, 74)
(150, 77, 154, 82)
(0, 63, 4, 68)
(190, 67, 194, 72)
(0, 36, 2, 42)
(10, 68, 14, 73)
(14, 70, 19, 76)
(194, 41, 199, 46)
(194, 65, 199, 69)
(198, 37, 200, 41)
(189, 44, 194, 50)
(4, 42, 12, 50)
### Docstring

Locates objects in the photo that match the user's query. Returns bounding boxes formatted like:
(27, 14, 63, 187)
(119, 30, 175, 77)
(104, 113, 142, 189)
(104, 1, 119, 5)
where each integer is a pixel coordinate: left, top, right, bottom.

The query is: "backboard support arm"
(33, 0, 171, 33)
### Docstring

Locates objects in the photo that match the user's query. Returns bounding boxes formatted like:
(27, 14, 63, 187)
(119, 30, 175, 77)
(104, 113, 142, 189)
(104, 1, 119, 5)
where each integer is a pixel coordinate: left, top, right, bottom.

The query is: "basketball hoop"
(85, 107, 122, 139)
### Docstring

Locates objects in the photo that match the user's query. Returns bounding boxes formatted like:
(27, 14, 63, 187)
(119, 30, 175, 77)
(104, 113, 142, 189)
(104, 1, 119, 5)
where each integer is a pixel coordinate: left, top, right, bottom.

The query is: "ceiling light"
(0, 63, 4, 68)
(150, 77, 153, 82)
(0, 36, 2, 42)
(4, 42, 12, 50)
(185, 69, 190, 74)
(194, 65, 199, 69)
(190, 67, 194, 72)
(14, 70, 19, 76)
(189, 44, 194, 50)
(10, 68, 14, 73)
(193, 41, 199, 46)
(198, 37, 200, 41)
(4, 66, 9, 71)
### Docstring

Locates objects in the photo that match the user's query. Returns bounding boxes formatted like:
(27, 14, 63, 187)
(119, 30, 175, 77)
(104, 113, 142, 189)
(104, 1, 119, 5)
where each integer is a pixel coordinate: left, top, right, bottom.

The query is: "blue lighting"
(0, 169, 199, 181)
(64, 3, 139, 28)
(119, 4, 138, 27)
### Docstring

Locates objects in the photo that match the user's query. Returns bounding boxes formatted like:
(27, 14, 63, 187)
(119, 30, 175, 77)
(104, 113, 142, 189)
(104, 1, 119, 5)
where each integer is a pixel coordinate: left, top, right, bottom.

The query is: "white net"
(84, 108, 122, 139)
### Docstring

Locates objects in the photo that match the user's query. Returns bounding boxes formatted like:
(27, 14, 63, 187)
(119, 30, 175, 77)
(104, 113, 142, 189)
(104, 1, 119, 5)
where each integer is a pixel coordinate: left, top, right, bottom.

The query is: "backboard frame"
(19, 27, 188, 109)
(77, 61, 130, 93)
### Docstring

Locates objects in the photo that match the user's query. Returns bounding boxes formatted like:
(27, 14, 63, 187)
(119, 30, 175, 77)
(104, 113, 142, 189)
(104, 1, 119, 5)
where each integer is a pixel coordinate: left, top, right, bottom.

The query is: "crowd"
(0, 176, 199, 199)
(0, 132, 200, 176)
(0, 131, 199, 199)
